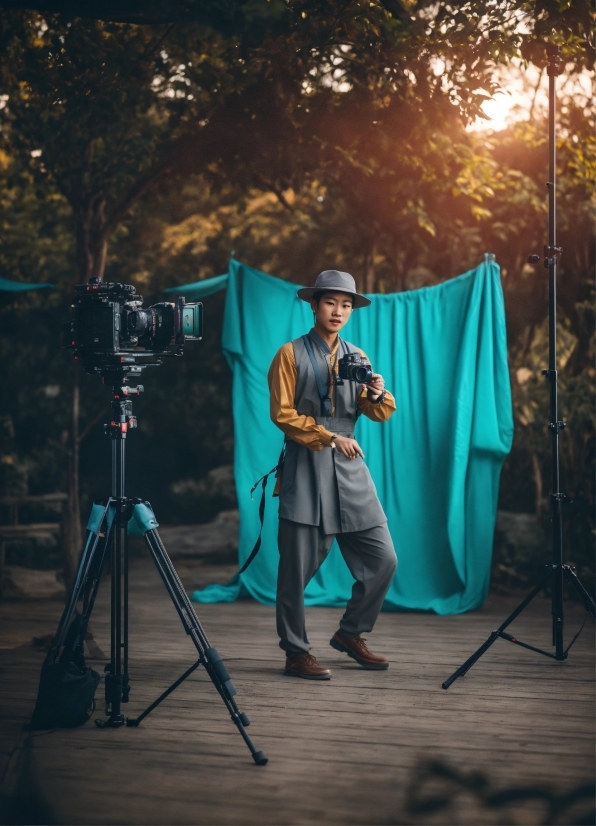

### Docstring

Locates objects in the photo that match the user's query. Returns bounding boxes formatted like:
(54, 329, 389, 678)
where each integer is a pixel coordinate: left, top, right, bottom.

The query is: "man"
(268, 269, 397, 680)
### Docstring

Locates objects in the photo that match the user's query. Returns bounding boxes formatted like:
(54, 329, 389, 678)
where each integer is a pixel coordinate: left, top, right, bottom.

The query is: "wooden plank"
(0, 494, 67, 506)
(0, 524, 61, 537)
(0, 557, 593, 826)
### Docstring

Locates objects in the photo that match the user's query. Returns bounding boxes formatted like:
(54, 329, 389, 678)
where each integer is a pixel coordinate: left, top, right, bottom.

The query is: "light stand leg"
(442, 571, 552, 689)
(564, 566, 596, 620)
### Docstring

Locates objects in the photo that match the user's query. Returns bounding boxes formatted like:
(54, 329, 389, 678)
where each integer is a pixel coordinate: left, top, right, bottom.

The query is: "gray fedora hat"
(297, 270, 371, 309)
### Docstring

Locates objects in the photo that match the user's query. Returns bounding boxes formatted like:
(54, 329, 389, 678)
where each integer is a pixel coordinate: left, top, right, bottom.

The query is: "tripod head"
(106, 386, 144, 440)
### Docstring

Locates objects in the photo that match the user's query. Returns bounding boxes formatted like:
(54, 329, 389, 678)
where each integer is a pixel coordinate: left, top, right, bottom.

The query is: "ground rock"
(170, 464, 237, 508)
(495, 510, 548, 561)
(1, 565, 65, 600)
(157, 509, 239, 563)
(492, 510, 550, 591)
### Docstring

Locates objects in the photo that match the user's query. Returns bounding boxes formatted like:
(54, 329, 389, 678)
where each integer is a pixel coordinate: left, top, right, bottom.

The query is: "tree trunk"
(59, 159, 168, 593)
(75, 193, 108, 282)
(388, 241, 406, 292)
(365, 242, 377, 294)
(62, 376, 82, 590)
(531, 451, 543, 517)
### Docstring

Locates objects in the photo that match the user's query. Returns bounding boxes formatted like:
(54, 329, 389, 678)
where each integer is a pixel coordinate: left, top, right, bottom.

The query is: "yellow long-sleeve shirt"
(268, 339, 396, 451)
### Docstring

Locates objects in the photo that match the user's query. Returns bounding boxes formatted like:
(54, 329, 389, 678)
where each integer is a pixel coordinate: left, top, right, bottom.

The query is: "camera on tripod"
(64, 275, 203, 384)
(338, 352, 373, 384)
(38, 275, 268, 763)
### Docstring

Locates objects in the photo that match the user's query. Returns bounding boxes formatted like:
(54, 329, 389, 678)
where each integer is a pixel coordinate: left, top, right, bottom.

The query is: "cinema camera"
(38, 274, 268, 765)
(64, 275, 203, 384)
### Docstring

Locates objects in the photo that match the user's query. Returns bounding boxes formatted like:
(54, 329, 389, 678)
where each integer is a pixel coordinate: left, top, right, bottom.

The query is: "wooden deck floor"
(0, 557, 594, 825)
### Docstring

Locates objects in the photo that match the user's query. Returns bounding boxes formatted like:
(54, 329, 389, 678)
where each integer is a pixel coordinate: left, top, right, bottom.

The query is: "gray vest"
(278, 331, 387, 533)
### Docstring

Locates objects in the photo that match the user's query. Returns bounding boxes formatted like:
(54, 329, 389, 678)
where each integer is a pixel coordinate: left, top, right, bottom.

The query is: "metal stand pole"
(544, 44, 566, 660)
(97, 391, 136, 727)
(442, 43, 594, 690)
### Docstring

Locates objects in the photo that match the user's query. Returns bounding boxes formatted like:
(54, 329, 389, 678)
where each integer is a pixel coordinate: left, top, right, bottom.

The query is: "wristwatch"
(368, 389, 386, 404)
(330, 435, 337, 449)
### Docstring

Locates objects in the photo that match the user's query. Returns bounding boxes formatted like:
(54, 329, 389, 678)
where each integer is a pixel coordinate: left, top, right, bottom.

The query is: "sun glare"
(468, 63, 594, 133)
(475, 93, 516, 132)
(468, 63, 548, 133)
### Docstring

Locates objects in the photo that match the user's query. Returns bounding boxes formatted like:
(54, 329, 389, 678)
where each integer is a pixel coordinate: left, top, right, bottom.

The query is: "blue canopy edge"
(163, 272, 228, 298)
(0, 277, 56, 292)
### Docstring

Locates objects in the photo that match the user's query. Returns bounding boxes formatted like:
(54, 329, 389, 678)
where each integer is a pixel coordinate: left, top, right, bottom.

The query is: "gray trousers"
(276, 518, 397, 656)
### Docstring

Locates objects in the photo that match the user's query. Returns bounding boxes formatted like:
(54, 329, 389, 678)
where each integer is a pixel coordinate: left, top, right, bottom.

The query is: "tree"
(0, 17, 242, 283)
(1, 2, 590, 285)
(0, 1, 592, 586)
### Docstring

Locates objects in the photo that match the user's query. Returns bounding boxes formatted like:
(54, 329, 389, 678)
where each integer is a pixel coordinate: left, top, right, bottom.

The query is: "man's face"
(311, 291, 354, 335)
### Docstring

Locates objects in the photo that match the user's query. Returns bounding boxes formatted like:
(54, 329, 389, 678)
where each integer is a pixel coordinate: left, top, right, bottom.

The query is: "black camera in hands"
(338, 352, 373, 384)
(64, 276, 202, 385)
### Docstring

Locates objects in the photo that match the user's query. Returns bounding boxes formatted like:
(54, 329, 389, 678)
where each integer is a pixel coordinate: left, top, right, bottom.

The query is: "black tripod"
(49, 383, 268, 764)
(442, 44, 595, 690)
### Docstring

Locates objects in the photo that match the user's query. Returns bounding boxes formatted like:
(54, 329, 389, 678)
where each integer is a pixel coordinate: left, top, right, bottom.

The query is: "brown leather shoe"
(284, 652, 332, 680)
(330, 631, 389, 670)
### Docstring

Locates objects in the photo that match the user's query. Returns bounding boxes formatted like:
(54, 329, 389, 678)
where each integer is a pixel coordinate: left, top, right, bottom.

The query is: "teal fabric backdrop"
(174, 256, 513, 614)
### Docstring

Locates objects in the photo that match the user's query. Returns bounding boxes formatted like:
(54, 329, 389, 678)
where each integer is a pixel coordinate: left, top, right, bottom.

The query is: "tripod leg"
(138, 522, 267, 765)
(127, 660, 202, 727)
(52, 531, 102, 653)
(442, 573, 550, 689)
(564, 566, 596, 620)
(51, 502, 116, 658)
(71, 516, 115, 656)
(33, 503, 117, 729)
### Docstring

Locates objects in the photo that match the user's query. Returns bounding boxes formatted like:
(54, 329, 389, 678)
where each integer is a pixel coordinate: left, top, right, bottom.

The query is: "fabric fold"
(190, 257, 513, 614)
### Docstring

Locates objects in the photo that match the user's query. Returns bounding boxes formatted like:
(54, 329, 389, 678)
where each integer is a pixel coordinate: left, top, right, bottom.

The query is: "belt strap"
(303, 335, 333, 417)
(240, 441, 286, 574)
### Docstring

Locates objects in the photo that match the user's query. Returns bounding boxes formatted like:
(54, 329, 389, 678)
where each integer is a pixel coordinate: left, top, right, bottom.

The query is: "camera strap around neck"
(303, 334, 334, 417)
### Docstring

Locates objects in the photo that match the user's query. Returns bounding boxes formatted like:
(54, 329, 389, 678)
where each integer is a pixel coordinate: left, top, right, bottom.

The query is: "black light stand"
(442, 44, 595, 690)
(47, 382, 268, 764)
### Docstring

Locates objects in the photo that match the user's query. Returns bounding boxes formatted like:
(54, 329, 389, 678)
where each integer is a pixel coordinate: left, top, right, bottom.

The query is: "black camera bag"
(31, 613, 100, 729)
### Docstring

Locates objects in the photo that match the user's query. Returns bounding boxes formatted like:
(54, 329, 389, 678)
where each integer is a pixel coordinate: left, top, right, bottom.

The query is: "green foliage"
(0, 148, 73, 283)
(0, 13, 250, 281)
(500, 317, 595, 589)
(0, 5, 592, 589)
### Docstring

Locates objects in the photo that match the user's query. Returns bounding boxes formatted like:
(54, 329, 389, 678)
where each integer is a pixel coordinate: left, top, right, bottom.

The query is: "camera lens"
(354, 366, 371, 383)
(127, 309, 152, 334)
